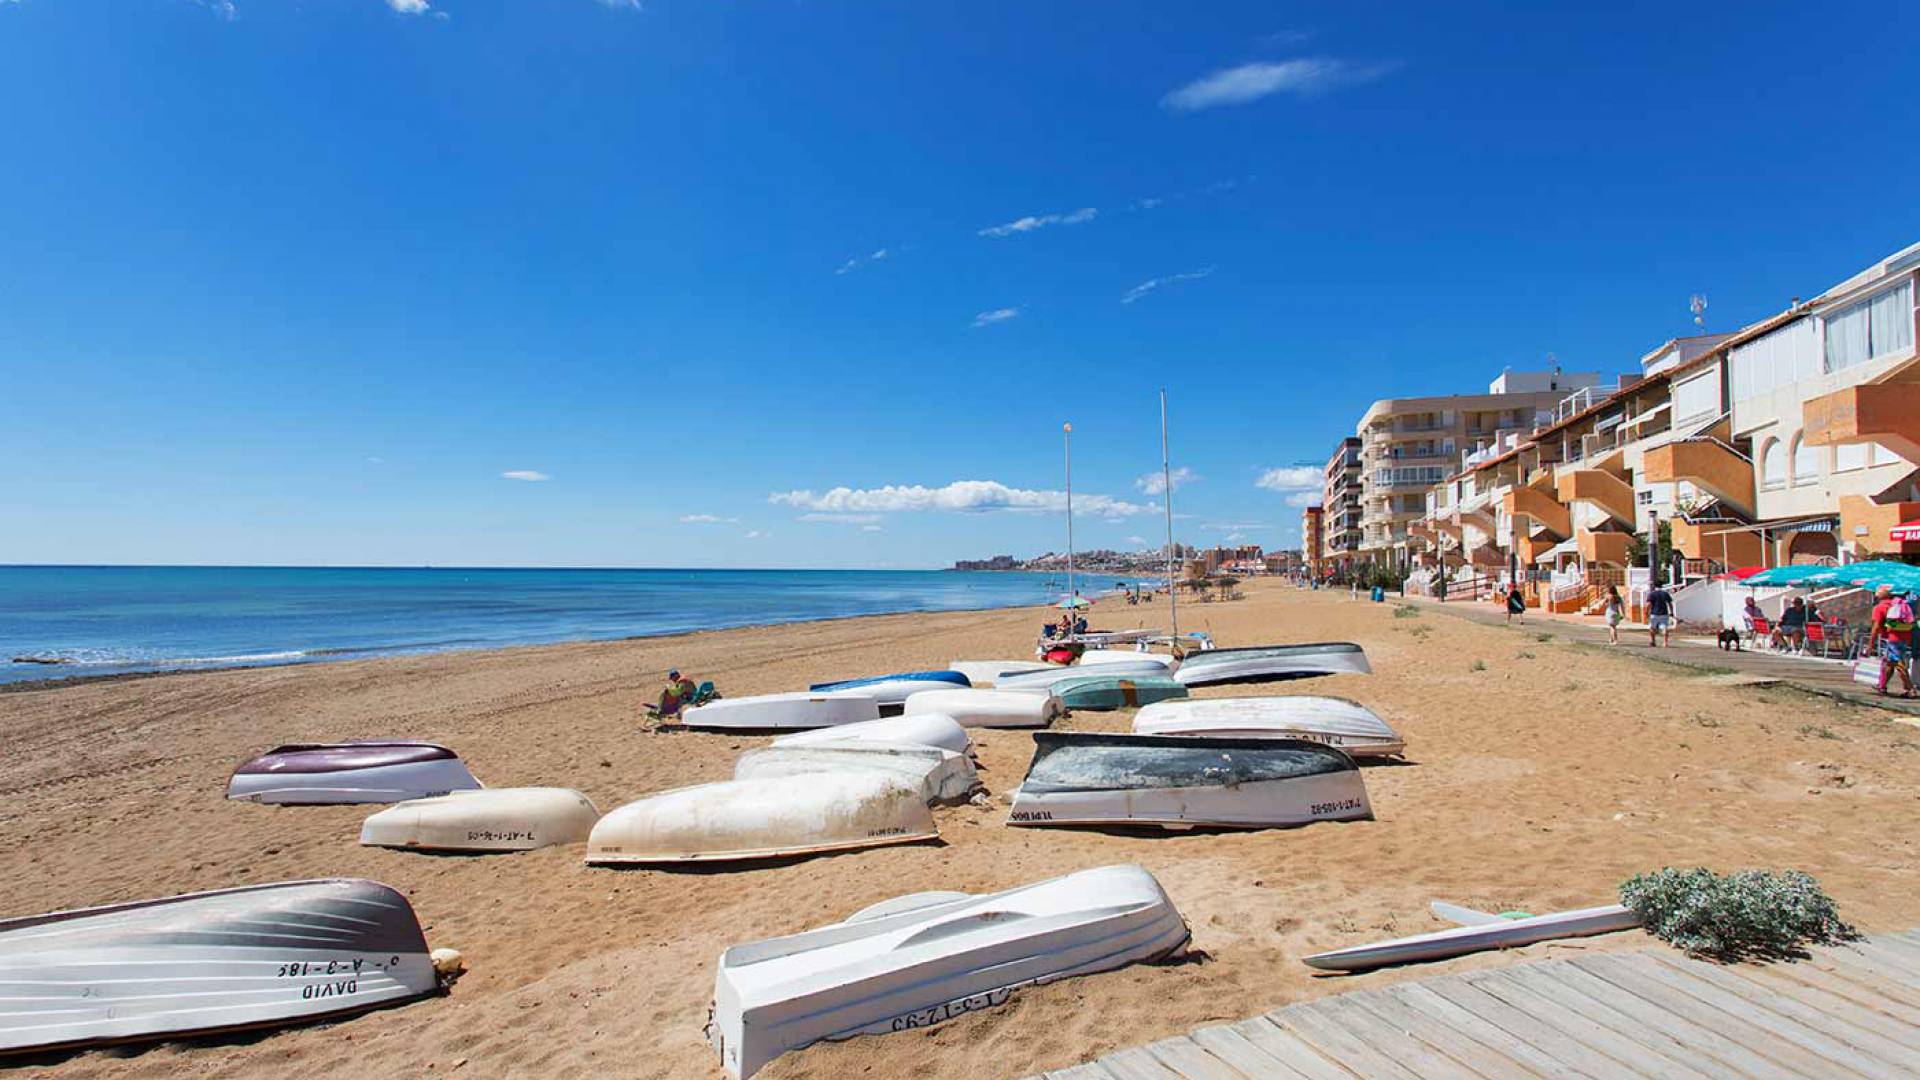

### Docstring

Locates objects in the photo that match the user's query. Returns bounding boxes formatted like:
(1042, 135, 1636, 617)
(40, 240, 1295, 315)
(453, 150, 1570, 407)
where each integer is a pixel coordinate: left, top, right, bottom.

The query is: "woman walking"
(1605, 585, 1625, 645)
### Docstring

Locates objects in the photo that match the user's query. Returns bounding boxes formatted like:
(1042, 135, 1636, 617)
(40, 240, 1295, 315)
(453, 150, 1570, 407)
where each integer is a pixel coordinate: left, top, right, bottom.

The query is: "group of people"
(1742, 594, 1825, 652)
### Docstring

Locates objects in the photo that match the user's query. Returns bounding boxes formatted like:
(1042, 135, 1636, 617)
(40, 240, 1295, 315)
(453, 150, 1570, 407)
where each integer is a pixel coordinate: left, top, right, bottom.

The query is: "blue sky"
(4, 0, 1918, 568)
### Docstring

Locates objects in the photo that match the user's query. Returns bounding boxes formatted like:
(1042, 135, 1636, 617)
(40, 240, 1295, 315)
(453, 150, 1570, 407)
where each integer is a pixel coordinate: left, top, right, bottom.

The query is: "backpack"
(1888, 595, 1916, 633)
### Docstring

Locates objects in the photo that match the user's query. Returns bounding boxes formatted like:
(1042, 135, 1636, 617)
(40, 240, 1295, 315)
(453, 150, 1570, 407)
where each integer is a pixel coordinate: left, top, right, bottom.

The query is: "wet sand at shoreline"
(5, 580, 1919, 1079)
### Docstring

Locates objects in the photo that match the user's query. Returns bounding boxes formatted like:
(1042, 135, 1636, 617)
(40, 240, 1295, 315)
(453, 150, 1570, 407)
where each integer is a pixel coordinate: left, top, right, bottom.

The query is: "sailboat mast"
(1160, 390, 1178, 641)
(1063, 421, 1075, 617)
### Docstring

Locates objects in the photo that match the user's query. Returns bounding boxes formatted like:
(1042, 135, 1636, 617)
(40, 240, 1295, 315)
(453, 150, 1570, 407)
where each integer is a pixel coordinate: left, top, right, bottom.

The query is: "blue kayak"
(809, 670, 971, 693)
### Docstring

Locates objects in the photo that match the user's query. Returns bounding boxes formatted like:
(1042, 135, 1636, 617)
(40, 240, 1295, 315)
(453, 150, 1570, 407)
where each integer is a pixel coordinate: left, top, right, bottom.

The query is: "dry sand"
(5, 580, 1920, 1078)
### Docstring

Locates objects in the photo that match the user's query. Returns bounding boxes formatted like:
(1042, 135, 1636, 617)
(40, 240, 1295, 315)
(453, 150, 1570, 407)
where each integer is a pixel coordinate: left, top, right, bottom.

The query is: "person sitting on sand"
(654, 668, 698, 721)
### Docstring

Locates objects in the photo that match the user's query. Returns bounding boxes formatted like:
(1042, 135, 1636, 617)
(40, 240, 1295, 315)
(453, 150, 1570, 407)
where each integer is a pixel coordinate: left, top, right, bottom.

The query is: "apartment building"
(1320, 438, 1363, 577)
(1300, 504, 1324, 578)
(1355, 370, 1599, 569)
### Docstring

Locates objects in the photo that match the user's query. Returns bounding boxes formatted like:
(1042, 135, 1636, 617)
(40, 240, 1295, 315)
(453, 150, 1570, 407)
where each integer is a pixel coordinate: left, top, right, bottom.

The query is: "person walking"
(1646, 581, 1675, 647)
(1505, 584, 1526, 625)
(1604, 585, 1625, 645)
(1868, 585, 1917, 698)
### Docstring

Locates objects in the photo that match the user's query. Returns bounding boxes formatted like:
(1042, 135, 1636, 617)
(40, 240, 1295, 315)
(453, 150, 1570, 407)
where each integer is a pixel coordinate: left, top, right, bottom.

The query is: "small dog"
(1717, 628, 1743, 651)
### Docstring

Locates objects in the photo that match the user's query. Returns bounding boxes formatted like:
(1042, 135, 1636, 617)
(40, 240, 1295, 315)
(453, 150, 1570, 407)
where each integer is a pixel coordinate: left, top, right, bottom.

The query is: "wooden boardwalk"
(1024, 932, 1920, 1079)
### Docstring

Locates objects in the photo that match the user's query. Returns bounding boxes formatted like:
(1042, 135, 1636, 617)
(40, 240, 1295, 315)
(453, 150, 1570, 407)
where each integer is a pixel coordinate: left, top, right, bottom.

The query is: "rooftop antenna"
(1690, 294, 1708, 332)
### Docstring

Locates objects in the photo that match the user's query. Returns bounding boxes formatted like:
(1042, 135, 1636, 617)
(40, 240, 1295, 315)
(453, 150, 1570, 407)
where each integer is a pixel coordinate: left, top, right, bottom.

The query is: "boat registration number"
(1309, 799, 1364, 816)
(887, 987, 1014, 1031)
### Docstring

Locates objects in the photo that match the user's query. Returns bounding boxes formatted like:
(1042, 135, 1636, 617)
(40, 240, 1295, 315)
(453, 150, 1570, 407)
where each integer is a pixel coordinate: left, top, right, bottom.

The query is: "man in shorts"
(1869, 585, 1917, 698)
(1646, 581, 1675, 648)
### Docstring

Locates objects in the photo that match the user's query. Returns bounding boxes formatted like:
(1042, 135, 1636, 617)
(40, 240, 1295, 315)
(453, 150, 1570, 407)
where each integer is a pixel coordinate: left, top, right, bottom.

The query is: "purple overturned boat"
(226, 741, 483, 805)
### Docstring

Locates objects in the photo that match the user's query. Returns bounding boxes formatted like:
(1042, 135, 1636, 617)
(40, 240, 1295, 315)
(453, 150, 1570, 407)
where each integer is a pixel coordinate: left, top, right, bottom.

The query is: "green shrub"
(1619, 867, 1857, 962)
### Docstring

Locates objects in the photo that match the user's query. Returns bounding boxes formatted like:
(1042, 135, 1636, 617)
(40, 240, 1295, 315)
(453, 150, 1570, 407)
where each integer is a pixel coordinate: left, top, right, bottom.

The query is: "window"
(1672, 369, 1720, 423)
(1835, 443, 1869, 472)
(1731, 317, 1819, 400)
(1759, 438, 1785, 491)
(1790, 434, 1820, 485)
(1825, 279, 1915, 373)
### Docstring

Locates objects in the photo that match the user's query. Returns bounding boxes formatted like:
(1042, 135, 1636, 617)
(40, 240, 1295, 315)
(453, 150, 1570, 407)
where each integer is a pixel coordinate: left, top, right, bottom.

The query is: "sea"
(0, 565, 1139, 686)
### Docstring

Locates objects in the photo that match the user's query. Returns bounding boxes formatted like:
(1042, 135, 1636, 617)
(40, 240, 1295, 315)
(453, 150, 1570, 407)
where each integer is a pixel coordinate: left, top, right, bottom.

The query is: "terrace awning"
(1892, 519, 1920, 543)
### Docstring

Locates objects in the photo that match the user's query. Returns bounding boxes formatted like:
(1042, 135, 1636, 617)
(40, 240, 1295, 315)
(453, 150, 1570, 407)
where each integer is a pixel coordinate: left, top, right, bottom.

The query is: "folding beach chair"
(1804, 621, 1832, 659)
(1745, 616, 1771, 651)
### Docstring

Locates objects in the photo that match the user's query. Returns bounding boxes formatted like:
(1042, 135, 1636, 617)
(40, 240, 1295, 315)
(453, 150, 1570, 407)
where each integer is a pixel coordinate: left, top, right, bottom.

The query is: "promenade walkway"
(1024, 931, 1920, 1079)
(1406, 593, 1920, 721)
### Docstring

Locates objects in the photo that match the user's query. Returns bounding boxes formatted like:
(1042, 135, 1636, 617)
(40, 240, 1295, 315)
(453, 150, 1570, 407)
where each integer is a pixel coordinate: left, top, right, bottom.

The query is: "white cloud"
(798, 512, 883, 525)
(744, 530, 766, 539)
(1136, 466, 1197, 495)
(598, 0, 643, 8)
(1225, 531, 1250, 543)
(1122, 267, 1215, 305)
(835, 248, 891, 275)
(501, 470, 550, 482)
(1285, 490, 1320, 507)
(977, 207, 1098, 238)
(386, 0, 430, 13)
(367, 456, 385, 465)
(1255, 466, 1320, 491)
(1125, 535, 1148, 546)
(679, 513, 738, 524)
(1163, 59, 1393, 111)
(971, 306, 1022, 328)
(770, 480, 1153, 517)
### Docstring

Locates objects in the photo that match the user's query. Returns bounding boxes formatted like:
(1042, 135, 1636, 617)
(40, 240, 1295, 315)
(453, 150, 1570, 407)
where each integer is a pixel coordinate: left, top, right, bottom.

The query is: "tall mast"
(1063, 421, 1075, 616)
(1160, 390, 1179, 641)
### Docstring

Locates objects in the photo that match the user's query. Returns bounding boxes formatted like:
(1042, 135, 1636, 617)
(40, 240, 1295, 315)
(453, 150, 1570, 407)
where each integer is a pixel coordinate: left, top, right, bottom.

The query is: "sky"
(4, 0, 1919, 569)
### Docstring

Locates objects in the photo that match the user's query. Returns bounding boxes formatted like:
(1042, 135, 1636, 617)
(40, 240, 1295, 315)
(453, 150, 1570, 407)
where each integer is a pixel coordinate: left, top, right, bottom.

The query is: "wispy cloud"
(1205, 522, 1270, 532)
(1122, 267, 1215, 305)
(1285, 490, 1320, 507)
(977, 207, 1098, 238)
(1255, 466, 1321, 492)
(679, 513, 739, 524)
(1163, 59, 1394, 111)
(501, 470, 550, 482)
(744, 529, 766, 540)
(835, 248, 891, 275)
(771, 480, 1153, 518)
(1136, 466, 1198, 495)
(971, 306, 1022, 328)
(1125, 535, 1148, 547)
(798, 512, 883, 525)
(598, 0, 643, 8)
(386, 0, 431, 13)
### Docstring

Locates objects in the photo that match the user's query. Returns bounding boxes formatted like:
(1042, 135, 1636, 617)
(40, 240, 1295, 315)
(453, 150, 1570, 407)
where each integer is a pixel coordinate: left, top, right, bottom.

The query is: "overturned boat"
(902, 688, 1061, 728)
(809, 670, 970, 693)
(946, 660, 1049, 686)
(807, 672, 969, 714)
(1302, 904, 1639, 972)
(994, 659, 1169, 691)
(1172, 643, 1371, 687)
(359, 787, 600, 852)
(1077, 649, 1174, 669)
(0, 879, 440, 1053)
(1133, 696, 1405, 758)
(585, 772, 936, 866)
(1043, 674, 1187, 711)
(226, 741, 483, 805)
(679, 692, 880, 732)
(774, 713, 973, 756)
(1007, 733, 1371, 830)
(734, 743, 978, 804)
(709, 863, 1188, 1079)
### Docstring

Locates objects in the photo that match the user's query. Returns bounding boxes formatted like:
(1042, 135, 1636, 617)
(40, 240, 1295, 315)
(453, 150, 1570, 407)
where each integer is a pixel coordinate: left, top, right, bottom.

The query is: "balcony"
(1556, 469, 1636, 526)
(1642, 439, 1754, 518)
(1839, 495, 1920, 557)
(1502, 486, 1571, 538)
(1577, 529, 1633, 567)
(1671, 518, 1762, 565)
(1803, 381, 1920, 464)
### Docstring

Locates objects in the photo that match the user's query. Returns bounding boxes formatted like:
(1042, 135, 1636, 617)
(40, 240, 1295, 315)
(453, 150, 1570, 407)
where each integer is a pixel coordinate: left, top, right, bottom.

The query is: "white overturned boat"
(734, 743, 978, 804)
(0, 879, 439, 1053)
(1066, 629, 1157, 648)
(1078, 649, 1174, 669)
(902, 688, 1061, 728)
(586, 772, 935, 865)
(1007, 733, 1371, 830)
(773, 713, 972, 757)
(1302, 903, 1640, 972)
(1172, 643, 1371, 687)
(995, 659, 1169, 691)
(710, 863, 1188, 1079)
(226, 741, 482, 805)
(810, 679, 958, 714)
(947, 660, 1049, 686)
(679, 692, 880, 732)
(359, 787, 599, 852)
(1133, 696, 1405, 758)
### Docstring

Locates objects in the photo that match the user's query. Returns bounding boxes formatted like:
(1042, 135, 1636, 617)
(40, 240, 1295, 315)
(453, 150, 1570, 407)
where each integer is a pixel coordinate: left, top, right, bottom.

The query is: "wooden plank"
(1648, 951, 1920, 1061)
(1470, 966, 1724, 1079)
(1730, 961, 1920, 1051)
(1044, 1066, 1120, 1080)
(1853, 937, 1920, 981)
(1096, 1047, 1188, 1080)
(1343, 985, 1541, 1080)
(1561, 955, 1846, 1079)
(1298, 993, 1484, 1079)
(1632, 952, 1920, 1076)
(1187, 1024, 1319, 1080)
(1394, 979, 1608, 1080)
(1528, 957, 1812, 1076)
(1141, 1036, 1251, 1080)
(1816, 946, 1920, 1001)
(1227, 1017, 1358, 1080)
(1748, 955, 1920, 1022)
(1268, 999, 1429, 1080)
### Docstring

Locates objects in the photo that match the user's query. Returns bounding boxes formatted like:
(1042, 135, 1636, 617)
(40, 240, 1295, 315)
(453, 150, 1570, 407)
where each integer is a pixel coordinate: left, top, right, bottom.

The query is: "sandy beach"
(5, 579, 1920, 1079)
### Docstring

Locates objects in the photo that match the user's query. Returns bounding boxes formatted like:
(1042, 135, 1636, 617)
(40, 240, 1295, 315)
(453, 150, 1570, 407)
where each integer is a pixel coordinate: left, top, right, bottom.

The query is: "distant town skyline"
(5, 1, 1919, 568)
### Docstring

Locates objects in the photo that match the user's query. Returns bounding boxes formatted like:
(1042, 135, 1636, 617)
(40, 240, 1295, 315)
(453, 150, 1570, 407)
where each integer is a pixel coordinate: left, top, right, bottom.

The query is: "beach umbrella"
(1057, 596, 1091, 609)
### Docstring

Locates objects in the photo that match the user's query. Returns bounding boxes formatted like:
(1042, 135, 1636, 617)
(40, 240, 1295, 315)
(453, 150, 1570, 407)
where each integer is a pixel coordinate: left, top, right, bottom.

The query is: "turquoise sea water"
(0, 566, 1134, 685)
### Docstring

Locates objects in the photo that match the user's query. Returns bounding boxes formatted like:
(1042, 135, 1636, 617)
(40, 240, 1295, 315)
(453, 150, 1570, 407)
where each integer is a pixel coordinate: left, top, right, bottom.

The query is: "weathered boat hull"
(1302, 904, 1640, 971)
(1172, 643, 1371, 687)
(710, 863, 1188, 1079)
(902, 688, 1061, 728)
(1046, 675, 1187, 711)
(1077, 649, 1174, 669)
(226, 741, 482, 805)
(773, 713, 973, 756)
(733, 744, 979, 804)
(679, 692, 880, 732)
(809, 671, 970, 693)
(946, 660, 1050, 686)
(1007, 733, 1371, 829)
(994, 660, 1170, 691)
(359, 787, 600, 852)
(0, 879, 438, 1053)
(1132, 696, 1405, 757)
(585, 773, 936, 865)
